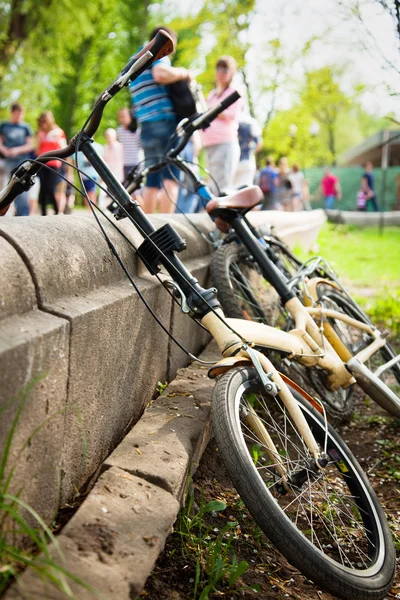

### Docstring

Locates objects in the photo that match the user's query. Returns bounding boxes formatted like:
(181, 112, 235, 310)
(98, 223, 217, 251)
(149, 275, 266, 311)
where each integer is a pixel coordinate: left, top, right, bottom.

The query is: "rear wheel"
(211, 242, 282, 326)
(212, 367, 395, 600)
(212, 243, 353, 422)
(316, 284, 400, 417)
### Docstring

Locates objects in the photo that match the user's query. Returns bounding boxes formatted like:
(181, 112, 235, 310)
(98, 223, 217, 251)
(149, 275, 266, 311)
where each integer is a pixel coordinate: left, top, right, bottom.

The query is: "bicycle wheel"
(264, 234, 302, 282)
(316, 283, 400, 417)
(212, 367, 395, 600)
(211, 242, 288, 327)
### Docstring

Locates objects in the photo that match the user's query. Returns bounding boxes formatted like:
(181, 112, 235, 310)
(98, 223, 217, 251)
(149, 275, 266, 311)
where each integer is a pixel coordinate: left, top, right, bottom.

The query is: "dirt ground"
(142, 388, 400, 600)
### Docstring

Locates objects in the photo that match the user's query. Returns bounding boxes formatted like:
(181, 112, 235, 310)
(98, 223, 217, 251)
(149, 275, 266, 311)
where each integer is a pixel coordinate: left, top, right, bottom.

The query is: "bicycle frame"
(208, 211, 400, 411)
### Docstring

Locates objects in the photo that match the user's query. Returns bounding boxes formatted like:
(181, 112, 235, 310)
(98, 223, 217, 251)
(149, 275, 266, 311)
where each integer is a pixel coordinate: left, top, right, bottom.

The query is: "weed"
(0, 376, 101, 598)
(156, 381, 168, 395)
(177, 483, 253, 599)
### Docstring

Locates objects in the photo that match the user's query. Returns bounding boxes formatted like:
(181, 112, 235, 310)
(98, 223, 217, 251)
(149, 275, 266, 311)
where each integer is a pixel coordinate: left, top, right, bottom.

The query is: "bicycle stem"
(81, 138, 220, 317)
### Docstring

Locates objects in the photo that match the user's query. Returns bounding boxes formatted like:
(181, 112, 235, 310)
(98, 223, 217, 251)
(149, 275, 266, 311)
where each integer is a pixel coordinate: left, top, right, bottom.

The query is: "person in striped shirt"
(129, 26, 192, 214)
(116, 108, 142, 181)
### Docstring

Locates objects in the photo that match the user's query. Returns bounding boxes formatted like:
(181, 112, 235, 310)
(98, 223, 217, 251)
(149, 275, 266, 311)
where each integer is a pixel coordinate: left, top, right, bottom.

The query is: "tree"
(0, 0, 156, 137)
(262, 66, 385, 167)
(301, 68, 352, 165)
(339, 0, 400, 83)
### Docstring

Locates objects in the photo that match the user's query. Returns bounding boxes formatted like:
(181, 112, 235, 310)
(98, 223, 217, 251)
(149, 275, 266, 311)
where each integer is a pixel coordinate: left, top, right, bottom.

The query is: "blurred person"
(302, 178, 311, 211)
(319, 167, 341, 210)
(288, 163, 305, 211)
(201, 56, 242, 195)
(176, 130, 202, 214)
(116, 108, 141, 181)
(74, 141, 104, 207)
(129, 26, 192, 214)
(258, 157, 279, 210)
(64, 181, 75, 214)
(101, 128, 124, 208)
(28, 177, 40, 215)
(36, 111, 66, 216)
(104, 128, 124, 182)
(277, 157, 293, 211)
(0, 103, 34, 216)
(362, 160, 379, 211)
(55, 161, 72, 214)
(233, 112, 262, 187)
(356, 175, 374, 211)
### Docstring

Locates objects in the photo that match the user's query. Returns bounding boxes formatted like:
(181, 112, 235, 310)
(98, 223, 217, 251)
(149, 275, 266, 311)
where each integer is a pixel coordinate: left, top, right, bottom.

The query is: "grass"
(297, 223, 400, 334)
(312, 224, 400, 289)
(175, 482, 257, 599)
(0, 377, 99, 598)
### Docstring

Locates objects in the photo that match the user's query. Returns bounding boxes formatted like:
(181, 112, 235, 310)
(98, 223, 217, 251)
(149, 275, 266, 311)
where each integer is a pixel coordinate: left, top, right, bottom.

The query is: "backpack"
(166, 79, 206, 122)
(259, 169, 272, 194)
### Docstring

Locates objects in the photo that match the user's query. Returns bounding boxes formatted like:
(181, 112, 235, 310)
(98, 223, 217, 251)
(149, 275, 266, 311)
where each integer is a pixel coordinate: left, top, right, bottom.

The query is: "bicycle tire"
(211, 242, 353, 423)
(316, 284, 400, 417)
(211, 242, 291, 327)
(212, 367, 395, 600)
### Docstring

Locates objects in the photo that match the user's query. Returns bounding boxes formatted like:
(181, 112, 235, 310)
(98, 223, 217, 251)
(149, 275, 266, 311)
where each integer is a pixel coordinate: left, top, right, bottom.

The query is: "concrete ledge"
(326, 209, 400, 226)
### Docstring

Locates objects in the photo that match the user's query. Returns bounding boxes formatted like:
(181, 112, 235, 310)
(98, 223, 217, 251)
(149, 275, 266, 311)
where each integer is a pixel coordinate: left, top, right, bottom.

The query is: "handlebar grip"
(121, 30, 175, 77)
(190, 91, 241, 131)
(147, 29, 175, 62)
(219, 90, 241, 112)
(0, 175, 32, 216)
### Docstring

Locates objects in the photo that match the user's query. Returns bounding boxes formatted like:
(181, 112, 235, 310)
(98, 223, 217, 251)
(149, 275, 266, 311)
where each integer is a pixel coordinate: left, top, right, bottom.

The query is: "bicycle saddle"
(206, 185, 263, 232)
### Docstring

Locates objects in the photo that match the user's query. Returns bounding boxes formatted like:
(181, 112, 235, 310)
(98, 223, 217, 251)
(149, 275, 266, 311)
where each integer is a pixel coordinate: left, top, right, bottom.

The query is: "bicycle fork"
(201, 310, 328, 481)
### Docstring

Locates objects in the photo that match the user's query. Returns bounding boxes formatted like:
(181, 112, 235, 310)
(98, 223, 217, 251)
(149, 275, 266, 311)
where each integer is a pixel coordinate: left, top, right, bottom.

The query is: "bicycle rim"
(212, 367, 395, 599)
(211, 243, 288, 327)
(317, 285, 400, 415)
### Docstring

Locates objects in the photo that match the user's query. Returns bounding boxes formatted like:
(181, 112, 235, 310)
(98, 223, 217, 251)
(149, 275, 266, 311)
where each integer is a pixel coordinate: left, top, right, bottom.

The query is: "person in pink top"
(320, 167, 341, 209)
(201, 56, 242, 195)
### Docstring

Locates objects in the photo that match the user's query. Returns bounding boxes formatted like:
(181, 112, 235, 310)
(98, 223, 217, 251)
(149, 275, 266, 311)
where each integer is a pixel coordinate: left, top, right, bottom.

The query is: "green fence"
(305, 167, 400, 211)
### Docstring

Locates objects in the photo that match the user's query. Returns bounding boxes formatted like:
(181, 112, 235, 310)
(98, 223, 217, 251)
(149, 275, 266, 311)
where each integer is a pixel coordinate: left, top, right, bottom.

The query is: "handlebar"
(168, 90, 241, 159)
(123, 89, 242, 200)
(0, 29, 175, 214)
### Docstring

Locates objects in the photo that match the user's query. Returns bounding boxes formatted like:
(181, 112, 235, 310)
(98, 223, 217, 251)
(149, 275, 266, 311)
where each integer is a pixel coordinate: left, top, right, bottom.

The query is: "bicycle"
(122, 105, 400, 425)
(0, 31, 396, 600)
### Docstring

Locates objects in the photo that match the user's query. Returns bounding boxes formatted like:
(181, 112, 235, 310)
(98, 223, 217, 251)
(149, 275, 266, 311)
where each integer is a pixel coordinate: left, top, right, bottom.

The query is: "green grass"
(313, 224, 400, 288)
(297, 223, 400, 335)
(176, 483, 256, 599)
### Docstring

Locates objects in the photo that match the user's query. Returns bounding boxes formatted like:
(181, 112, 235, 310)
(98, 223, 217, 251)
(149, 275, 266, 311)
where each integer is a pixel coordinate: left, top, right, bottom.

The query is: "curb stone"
(4, 342, 220, 600)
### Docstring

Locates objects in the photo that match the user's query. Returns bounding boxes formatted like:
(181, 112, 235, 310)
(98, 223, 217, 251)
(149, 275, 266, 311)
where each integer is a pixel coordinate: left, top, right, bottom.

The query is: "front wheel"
(212, 367, 395, 600)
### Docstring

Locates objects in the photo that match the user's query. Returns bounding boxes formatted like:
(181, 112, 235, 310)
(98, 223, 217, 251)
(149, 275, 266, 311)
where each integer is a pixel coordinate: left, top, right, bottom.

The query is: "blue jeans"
(324, 195, 336, 210)
(140, 118, 180, 188)
(175, 140, 201, 214)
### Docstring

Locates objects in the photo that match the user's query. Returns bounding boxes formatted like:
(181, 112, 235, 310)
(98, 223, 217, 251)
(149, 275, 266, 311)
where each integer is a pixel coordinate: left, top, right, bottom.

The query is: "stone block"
(4, 467, 180, 600)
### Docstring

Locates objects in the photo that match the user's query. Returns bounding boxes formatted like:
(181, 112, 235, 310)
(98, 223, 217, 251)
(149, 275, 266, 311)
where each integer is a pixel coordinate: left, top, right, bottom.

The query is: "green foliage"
(261, 66, 388, 167)
(0, 1, 395, 169)
(0, 0, 156, 139)
(156, 381, 168, 394)
(364, 289, 400, 336)
(177, 483, 251, 599)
